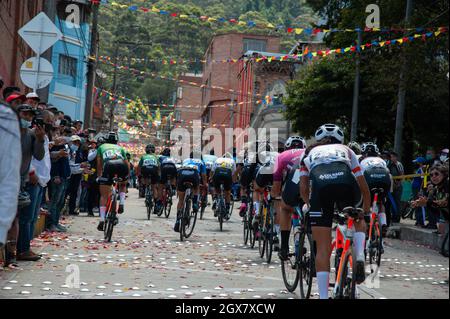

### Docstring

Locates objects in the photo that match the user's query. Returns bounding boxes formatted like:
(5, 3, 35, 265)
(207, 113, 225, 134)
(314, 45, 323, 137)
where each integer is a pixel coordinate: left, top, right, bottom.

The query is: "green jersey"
(139, 154, 159, 167)
(98, 144, 127, 163)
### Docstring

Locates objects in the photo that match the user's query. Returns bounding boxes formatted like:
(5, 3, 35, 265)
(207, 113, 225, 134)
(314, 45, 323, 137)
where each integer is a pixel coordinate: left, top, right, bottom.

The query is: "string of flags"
(92, 55, 239, 65)
(90, 0, 447, 35)
(92, 29, 447, 98)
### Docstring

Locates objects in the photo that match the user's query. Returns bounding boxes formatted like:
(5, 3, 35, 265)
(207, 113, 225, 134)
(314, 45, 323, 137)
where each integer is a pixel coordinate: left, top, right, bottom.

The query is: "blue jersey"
(182, 158, 206, 174)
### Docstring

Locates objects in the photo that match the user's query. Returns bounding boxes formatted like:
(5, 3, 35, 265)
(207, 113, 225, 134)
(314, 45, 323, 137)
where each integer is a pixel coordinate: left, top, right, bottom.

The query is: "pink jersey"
(273, 149, 305, 182)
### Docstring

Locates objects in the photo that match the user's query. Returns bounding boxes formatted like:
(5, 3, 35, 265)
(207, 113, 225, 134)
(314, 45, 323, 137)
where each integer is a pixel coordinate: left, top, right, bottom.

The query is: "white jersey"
(300, 144, 363, 177)
(213, 157, 236, 174)
(360, 156, 388, 172)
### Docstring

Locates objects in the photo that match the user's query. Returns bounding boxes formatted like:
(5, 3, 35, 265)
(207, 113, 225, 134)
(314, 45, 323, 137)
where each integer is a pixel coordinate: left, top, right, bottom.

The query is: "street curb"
(389, 224, 443, 250)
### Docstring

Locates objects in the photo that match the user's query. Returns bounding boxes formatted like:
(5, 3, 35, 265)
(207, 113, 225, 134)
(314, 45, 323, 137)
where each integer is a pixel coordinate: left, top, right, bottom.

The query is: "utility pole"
(84, 1, 99, 128)
(350, 29, 362, 142)
(394, 0, 414, 159)
(109, 46, 119, 131)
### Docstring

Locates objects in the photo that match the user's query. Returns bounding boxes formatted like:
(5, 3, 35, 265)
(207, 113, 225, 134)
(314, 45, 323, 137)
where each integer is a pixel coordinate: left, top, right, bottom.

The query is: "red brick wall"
(0, 0, 45, 93)
(175, 74, 204, 128)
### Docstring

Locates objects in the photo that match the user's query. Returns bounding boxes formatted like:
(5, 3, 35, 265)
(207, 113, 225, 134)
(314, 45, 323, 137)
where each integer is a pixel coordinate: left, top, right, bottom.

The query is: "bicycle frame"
(368, 193, 381, 246)
(331, 215, 355, 294)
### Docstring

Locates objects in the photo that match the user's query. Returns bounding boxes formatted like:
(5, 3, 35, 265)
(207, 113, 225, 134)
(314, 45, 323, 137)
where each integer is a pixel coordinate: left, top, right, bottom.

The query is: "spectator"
(2, 86, 21, 101)
(15, 104, 46, 262)
(46, 127, 71, 232)
(388, 151, 404, 223)
(67, 135, 85, 216)
(86, 139, 99, 217)
(0, 98, 21, 249)
(37, 102, 47, 111)
(412, 164, 448, 233)
(411, 157, 427, 226)
(425, 148, 441, 166)
(439, 148, 449, 164)
(28, 110, 53, 241)
(73, 120, 83, 134)
(5, 92, 26, 111)
(26, 92, 40, 109)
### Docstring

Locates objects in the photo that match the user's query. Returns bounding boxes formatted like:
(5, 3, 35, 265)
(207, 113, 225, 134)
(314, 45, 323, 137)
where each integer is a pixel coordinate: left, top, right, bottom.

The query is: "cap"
(6, 93, 26, 104)
(413, 157, 426, 164)
(73, 120, 83, 125)
(17, 104, 37, 114)
(71, 135, 81, 142)
(26, 92, 40, 100)
(2, 86, 21, 100)
(441, 149, 449, 154)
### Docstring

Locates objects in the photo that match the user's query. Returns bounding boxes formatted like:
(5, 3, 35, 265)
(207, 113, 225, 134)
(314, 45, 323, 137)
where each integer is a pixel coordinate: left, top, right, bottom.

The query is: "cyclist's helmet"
(361, 142, 380, 155)
(145, 144, 155, 154)
(285, 136, 306, 150)
(106, 131, 118, 144)
(315, 124, 344, 143)
(348, 141, 362, 155)
(161, 148, 171, 157)
(96, 135, 106, 146)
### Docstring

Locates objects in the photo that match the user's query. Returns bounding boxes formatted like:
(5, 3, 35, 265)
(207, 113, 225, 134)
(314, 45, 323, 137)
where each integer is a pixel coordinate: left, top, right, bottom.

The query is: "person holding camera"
(46, 125, 71, 232)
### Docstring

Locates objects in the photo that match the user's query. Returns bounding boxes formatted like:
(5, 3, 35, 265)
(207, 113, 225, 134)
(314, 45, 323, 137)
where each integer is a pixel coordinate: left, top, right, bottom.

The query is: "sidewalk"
(389, 219, 445, 251)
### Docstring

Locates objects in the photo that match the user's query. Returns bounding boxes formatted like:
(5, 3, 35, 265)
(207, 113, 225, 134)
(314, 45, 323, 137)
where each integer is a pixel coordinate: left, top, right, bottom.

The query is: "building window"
(175, 110, 181, 121)
(59, 55, 77, 86)
(243, 38, 267, 53)
(177, 87, 183, 99)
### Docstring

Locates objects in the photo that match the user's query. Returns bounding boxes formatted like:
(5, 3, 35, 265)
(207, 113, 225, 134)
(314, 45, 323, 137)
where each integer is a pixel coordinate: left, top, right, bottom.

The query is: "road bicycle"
(258, 186, 276, 263)
(214, 184, 228, 231)
(330, 207, 365, 299)
(366, 188, 385, 274)
(281, 206, 316, 298)
(162, 182, 174, 218)
(145, 184, 154, 220)
(199, 185, 208, 220)
(103, 176, 122, 242)
(179, 182, 198, 241)
(243, 186, 255, 247)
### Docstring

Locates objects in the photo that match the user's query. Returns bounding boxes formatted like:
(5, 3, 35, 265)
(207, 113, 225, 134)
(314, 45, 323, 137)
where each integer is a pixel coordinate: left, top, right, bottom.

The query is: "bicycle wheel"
(299, 231, 315, 299)
(265, 206, 274, 263)
(258, 210, 266, 259)
(164, 196, 172, 218)
(200, 195, 206, 220)
(335, 249, 356, 299)
(281, 225, 299, 292)
(218, 199, 224, 231)
(243, 210, 249, 245)
(183, 199, 198, 239)
(369, 224, 383, 274)
(104, 199, 116, 242)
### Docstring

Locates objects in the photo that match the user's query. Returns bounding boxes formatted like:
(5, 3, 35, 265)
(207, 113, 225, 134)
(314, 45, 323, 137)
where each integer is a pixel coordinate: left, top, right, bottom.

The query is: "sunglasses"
(430, 172, 442, 177)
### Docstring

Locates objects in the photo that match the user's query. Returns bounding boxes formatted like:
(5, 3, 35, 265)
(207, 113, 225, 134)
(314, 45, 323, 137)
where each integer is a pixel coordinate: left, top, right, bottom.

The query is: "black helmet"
(161, 148, 170, 157)
(146, 144, 155, 154)
(106, 132, 118, 144)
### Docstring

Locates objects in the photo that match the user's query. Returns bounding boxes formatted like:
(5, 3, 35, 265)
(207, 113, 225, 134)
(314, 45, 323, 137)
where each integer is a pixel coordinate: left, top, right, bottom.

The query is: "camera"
(33, 117, 44, 127)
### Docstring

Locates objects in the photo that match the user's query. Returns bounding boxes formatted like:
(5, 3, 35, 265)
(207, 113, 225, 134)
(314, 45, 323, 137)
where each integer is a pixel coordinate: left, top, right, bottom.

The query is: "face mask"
(426, 154, 433, 160)
(440, 155, 448, 162)
(20, 119, 32, 128)
(70, 145, 79, 152)
(55, 119, 61, 126)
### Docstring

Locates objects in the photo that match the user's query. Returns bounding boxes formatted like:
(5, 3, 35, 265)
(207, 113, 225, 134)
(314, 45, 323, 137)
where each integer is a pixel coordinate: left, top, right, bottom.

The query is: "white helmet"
(285, 136, 306, 150)
(315, 124, 344, 143)
(361, 142, 379, 154)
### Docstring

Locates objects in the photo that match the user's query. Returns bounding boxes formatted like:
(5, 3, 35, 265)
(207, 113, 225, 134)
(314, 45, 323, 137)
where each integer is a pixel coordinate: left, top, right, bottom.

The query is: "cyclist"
(136, 144, 160, 212)
(271, 136, 307, 258)
(299, 124, 371, 299)
(360, 142, 392, 236)
(348, 141, 362, 160)
(203, 152, 218, 209)
(174, 152, 207, 232)
(96, 132, 130, 231)
(158, 148, 178, 200)
(211, 152, 237, 220)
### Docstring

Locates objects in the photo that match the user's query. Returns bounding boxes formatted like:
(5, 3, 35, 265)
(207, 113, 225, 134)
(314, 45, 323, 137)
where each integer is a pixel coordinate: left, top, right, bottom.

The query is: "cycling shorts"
(141, 165, 160, 184)
(240, 164, 258, 188)
(309, 162, 361, 228)
(212, 167, 233, 191)
(177, 168, 200, 192)
(363, 167, 391, 202)
(101, 159, 129, 185)
(282, 164, 302, 208)
(160, 163, 177, 184)
(255, 165, 273, 189)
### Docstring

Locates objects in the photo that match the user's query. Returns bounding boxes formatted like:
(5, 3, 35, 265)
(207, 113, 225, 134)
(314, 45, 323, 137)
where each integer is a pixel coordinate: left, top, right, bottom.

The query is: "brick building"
(174, 73, 204, 128)
(0, 0, 45, 92)
(200, 33, 281, 153)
